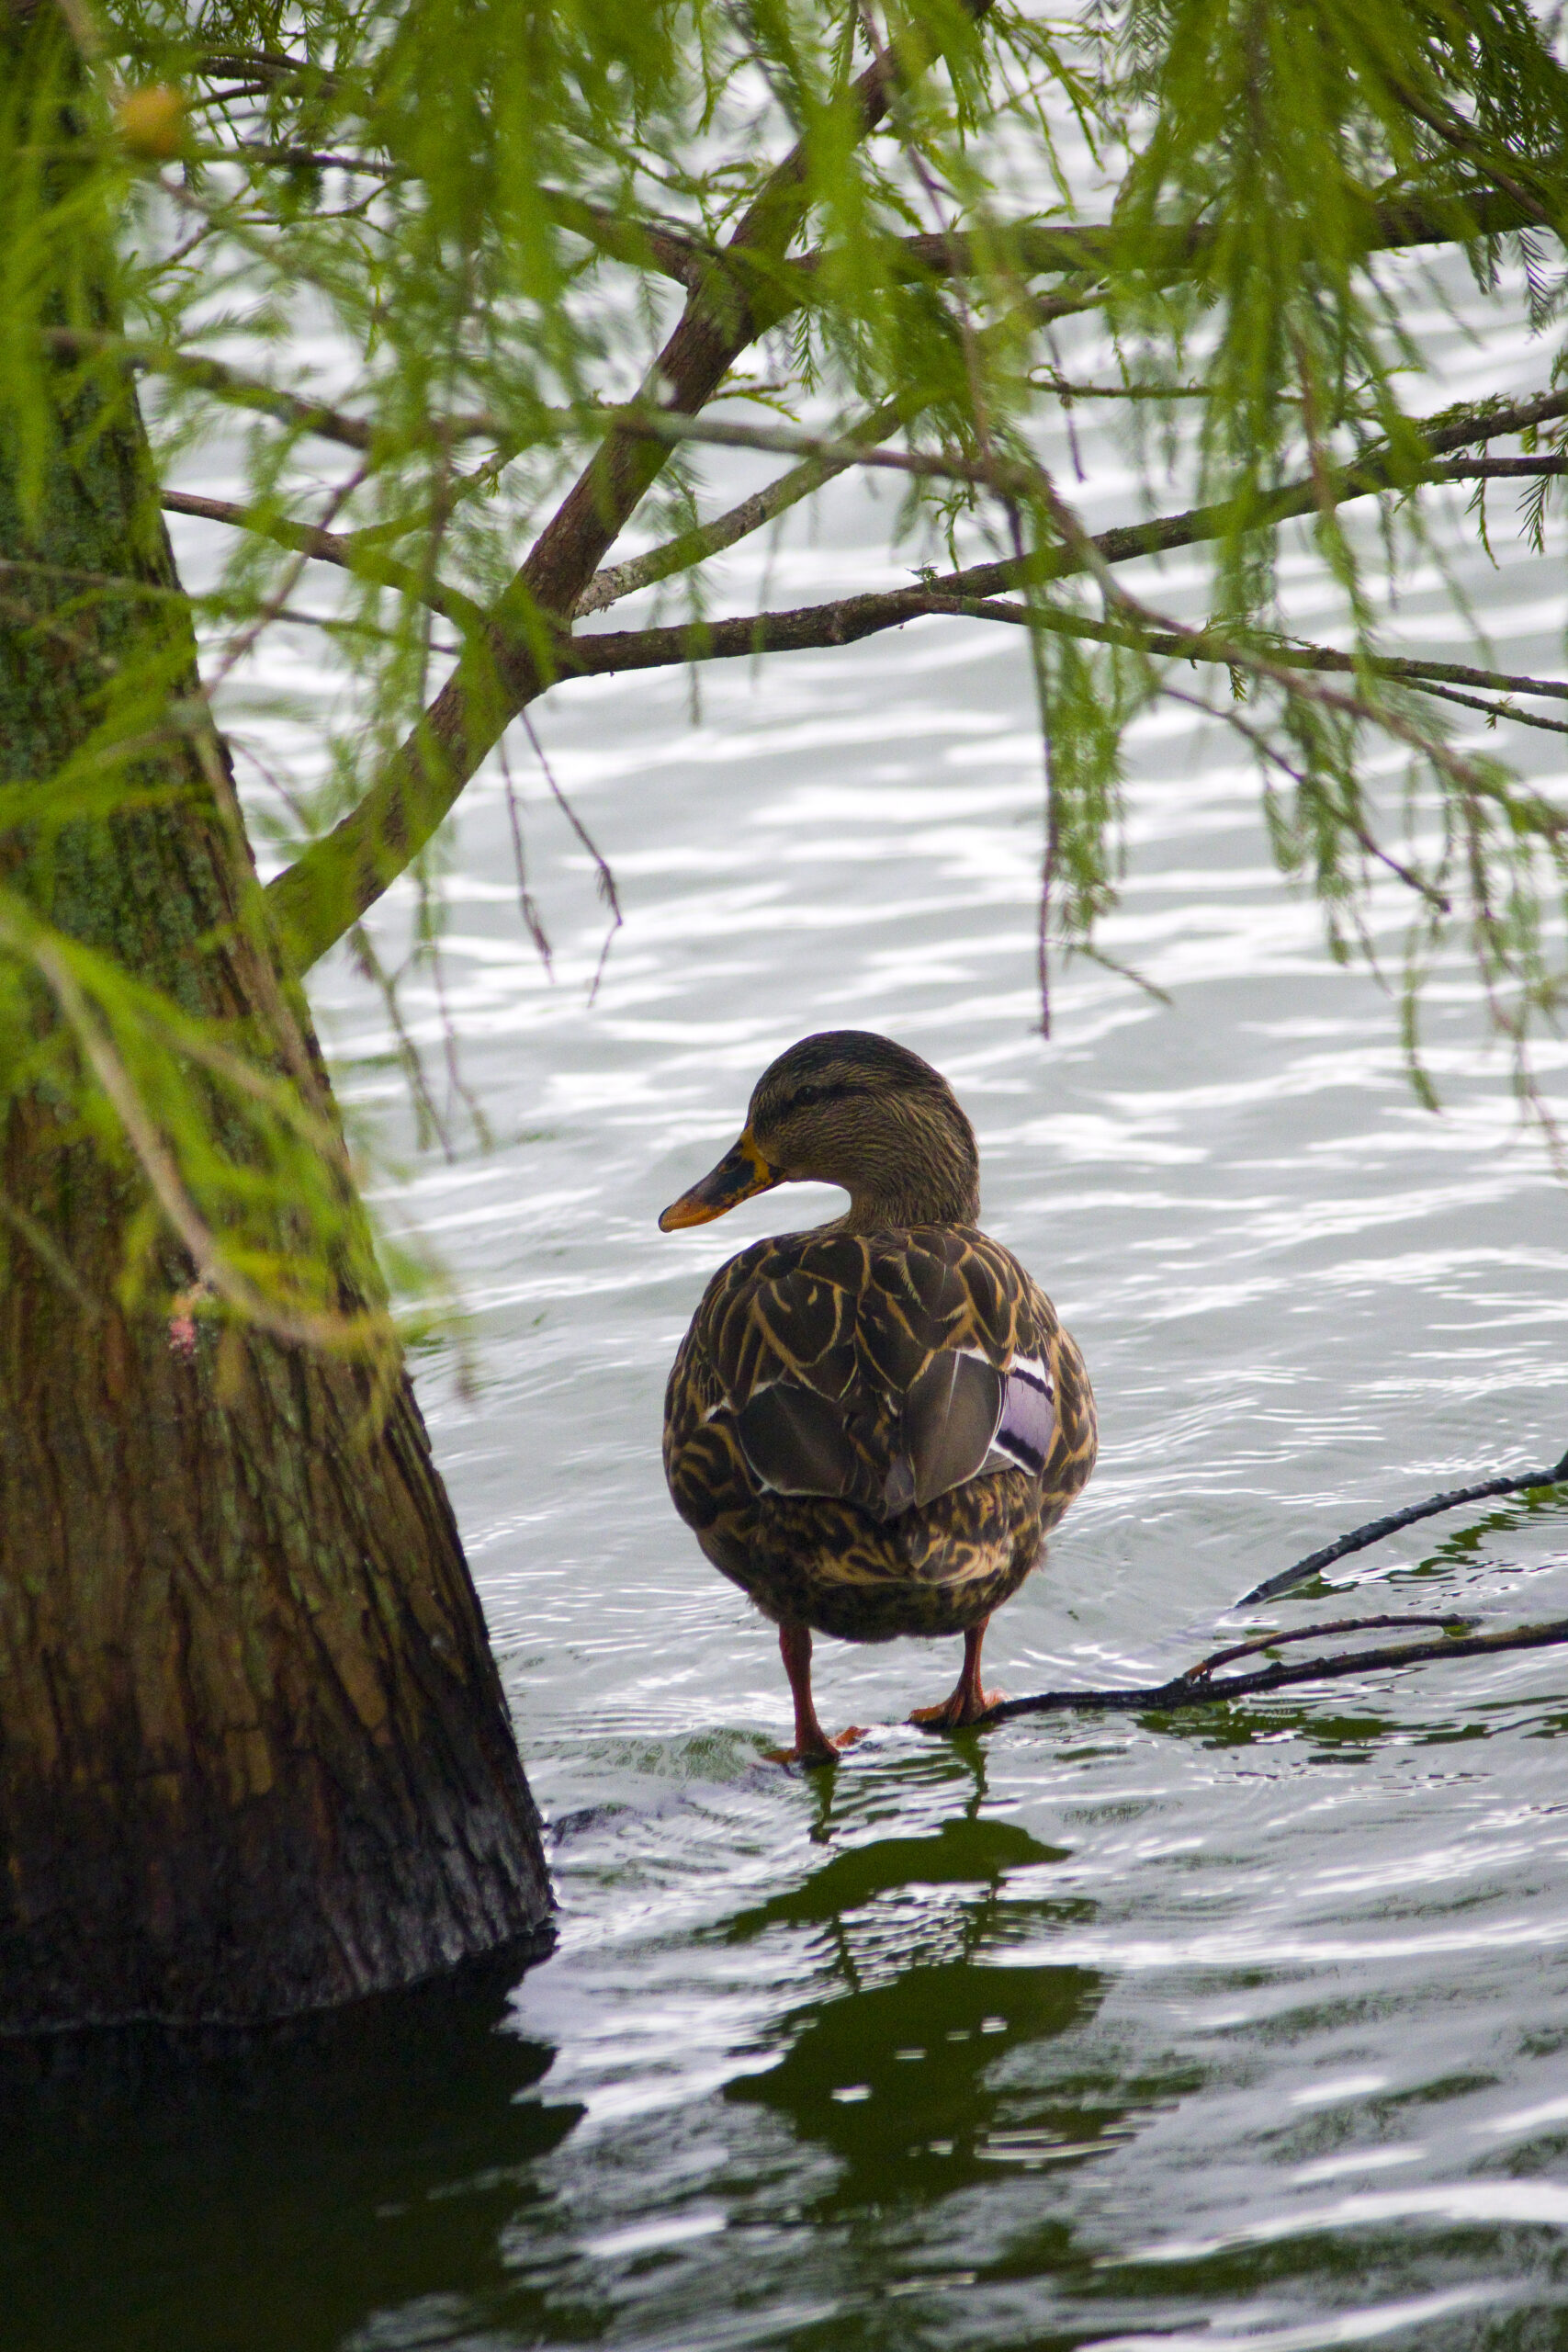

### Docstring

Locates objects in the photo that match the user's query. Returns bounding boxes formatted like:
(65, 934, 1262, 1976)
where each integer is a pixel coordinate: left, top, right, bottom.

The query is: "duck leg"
(909, 1617, 1003, 1728)
(767, 1623, 866, 1766)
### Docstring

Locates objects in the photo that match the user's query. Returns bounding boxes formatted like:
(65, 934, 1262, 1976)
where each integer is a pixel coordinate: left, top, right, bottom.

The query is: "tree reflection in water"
(0, 1747, 1190, 2348)
(0, 1951, 580, 2352)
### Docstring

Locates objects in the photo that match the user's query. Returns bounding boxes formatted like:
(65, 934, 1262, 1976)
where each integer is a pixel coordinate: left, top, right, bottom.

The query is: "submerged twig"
(1237, 1442, 1568, 1604)
(958, 1613, 1568, 1728)
(908, 1452, 1568, 1738)
(1182, 1611, 1470, 1679)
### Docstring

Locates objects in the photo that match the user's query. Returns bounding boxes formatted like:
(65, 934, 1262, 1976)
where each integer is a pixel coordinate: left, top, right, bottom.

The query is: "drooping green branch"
(0, 894, 391, 1358)
(261, 7, 998, 973)
(11, 0, 1566, 1320)
(259, 292, 1568, 970)
(143, 0, 1568, 1052)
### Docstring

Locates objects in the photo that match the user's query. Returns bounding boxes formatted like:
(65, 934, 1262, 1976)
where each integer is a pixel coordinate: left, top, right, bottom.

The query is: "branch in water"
(1236, 1442, 1568, 1604)
(957, 1612, 1568, 1727)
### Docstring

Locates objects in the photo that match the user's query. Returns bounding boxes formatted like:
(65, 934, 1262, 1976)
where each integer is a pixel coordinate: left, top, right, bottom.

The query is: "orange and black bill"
(659, 1127, 781, 1230)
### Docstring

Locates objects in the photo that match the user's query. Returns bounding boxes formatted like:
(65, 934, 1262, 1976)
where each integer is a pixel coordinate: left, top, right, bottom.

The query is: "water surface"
(16, 256, 1568, 2352)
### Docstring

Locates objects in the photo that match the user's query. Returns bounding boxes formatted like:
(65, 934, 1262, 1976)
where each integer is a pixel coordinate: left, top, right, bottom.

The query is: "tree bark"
(0, 5, 551, 2030)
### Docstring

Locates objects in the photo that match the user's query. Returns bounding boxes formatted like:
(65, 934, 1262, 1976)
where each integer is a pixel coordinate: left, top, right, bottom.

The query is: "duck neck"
(832, 1125, 981, 1234)
(834, 1189, 973, 1233)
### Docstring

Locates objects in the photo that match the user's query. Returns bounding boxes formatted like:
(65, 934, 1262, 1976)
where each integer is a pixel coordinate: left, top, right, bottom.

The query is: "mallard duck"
(659, 1032, 1098, 1763)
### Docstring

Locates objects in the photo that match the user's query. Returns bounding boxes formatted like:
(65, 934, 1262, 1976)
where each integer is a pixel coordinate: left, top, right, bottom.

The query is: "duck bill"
(659, 1128, 781, 1231)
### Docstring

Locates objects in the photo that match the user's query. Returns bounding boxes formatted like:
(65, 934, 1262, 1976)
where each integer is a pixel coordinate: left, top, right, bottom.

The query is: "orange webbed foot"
(764, 1724, 869, 1768)
(908, 1689, 1004, 1729)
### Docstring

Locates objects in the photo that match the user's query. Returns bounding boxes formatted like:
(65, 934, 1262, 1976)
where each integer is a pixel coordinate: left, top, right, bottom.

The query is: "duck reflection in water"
(660, 1033, 1098, 1762)
(721, 1773, 1123, 2211)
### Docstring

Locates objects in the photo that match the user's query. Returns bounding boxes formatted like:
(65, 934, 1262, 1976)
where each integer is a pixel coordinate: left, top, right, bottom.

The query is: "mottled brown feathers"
(663, 1223, 1098, 1643)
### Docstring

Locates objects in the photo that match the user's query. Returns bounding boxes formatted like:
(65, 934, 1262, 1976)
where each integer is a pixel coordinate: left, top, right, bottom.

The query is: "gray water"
(15, 264, 1568, 2351)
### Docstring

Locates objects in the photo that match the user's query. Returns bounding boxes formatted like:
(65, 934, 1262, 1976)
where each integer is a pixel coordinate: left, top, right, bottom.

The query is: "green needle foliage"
(5, 0, 1568, 1341)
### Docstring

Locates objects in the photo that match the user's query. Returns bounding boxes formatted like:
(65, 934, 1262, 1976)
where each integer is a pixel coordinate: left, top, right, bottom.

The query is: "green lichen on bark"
(0, 2, 551, 2031)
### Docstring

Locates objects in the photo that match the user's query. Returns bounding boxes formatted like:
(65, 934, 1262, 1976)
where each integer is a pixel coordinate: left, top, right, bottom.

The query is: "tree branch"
(160, 490, 491, 633)
(1384, 80, 1564, 243)
(909, 1444, 1568, 1726)
(921, 594, 1568, 711)
(561, 384, 1568, 681)
(574, 280, 1071, 616)
(45, 328, 513, 456)
(570, 441, 1564, 630)
(574, 402, 903, 616)
(226, 141, 397, 179)
(232, 156, 717, 292)
(537, 186, 713, 290)
(817, 182, 1539, 291)
(609, 403, 1049, 492)
(544, 183, 1546, 310)
(1391, 680, 1568, 737)
(1435, 457, 1568, 481)
(605, 407, 1568, 508)
(46, 327, 381, 452)
(192, 45, 1540, 288)
(164, 435, 1568, 645)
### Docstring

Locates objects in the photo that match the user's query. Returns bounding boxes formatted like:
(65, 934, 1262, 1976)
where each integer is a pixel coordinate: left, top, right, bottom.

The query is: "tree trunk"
(0, 6, 551, 2030)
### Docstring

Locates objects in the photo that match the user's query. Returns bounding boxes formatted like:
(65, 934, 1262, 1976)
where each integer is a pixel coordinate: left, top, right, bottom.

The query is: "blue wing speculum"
(982, 1353, 1055, 1479)
(723, 1345, 1056, 1521)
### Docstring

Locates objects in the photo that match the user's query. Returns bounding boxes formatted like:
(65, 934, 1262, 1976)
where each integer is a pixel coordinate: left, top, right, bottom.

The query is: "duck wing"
(667, 1226, 1057, 1527)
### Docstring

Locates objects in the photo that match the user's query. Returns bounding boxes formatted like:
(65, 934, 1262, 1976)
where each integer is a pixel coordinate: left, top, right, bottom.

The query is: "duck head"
(659, 1030, 980, 1235)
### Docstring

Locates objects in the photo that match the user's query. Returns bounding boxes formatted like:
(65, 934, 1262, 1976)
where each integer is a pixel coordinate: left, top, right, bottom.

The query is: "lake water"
(12, 256, 1568, 2350)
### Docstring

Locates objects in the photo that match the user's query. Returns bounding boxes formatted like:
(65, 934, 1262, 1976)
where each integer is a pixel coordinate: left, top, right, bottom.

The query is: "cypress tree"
(2, 0, 1565, 2023)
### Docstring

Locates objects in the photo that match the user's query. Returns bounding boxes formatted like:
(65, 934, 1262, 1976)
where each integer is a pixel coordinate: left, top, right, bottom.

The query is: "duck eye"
(783, 1080, 862, 1116)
